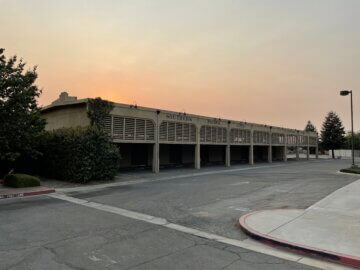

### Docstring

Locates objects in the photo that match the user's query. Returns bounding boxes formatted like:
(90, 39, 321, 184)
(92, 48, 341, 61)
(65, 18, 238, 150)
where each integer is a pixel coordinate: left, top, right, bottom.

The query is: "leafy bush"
(3, 174, 40, 188)
(39, 126, 120, 183)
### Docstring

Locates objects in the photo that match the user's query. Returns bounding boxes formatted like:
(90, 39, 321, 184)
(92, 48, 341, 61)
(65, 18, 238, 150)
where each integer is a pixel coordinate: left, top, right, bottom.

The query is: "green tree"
(320, 111, 345, 158)
(304, 120, 317, 133)
(0, 48, 45, 176)
(344, 131, 360, 150)
(87, 98, 113, 129)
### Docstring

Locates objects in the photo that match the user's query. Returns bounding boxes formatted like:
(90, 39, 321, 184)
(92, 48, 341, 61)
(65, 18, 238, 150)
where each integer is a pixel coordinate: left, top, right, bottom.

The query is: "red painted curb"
(239, 211, 360, 269)
(0, 188, 55, 200)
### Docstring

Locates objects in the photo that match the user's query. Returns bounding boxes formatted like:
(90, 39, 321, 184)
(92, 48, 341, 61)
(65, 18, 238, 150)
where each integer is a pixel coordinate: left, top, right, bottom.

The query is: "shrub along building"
(42, 92, 319, 173)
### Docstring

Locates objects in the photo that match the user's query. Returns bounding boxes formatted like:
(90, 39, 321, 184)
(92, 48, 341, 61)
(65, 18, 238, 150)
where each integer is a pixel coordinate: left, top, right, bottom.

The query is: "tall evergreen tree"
(304, 121, 317, 133)
(0, 48, 45, 176)
(320, 111, 345, 158)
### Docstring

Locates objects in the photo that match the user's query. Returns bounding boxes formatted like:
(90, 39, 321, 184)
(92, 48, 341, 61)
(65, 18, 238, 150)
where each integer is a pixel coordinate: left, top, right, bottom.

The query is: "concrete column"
(268, 145, 272, 163)
(306, 135, 310, 160)
(295, 146, 300, 161)
(195, 143, 201, 169)
(225, 122, 231, 167)
(195, 124, 201, 169)
(283, 134, 287, 162)
(268, 130, 272, 163)
(295, 134, 300, 161)
(152, 142, 159, 173)
(225, 145, 231, 167)
(152, 113, 160, 173)
(249, 130, 254, 165)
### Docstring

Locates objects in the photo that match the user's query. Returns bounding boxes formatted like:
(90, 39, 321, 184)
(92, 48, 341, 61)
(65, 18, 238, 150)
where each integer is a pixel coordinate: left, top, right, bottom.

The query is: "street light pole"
(350, 91, 355, 167)
(340, 90, 355, 167)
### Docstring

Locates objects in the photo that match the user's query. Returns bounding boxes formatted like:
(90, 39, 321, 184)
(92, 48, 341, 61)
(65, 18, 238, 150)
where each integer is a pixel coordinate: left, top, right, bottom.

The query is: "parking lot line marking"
(48, 192, 350, 270)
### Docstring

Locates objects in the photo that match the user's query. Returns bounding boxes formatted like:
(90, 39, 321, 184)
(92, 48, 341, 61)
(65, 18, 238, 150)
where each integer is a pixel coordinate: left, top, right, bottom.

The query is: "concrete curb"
(0, 188, 55, 200)
(239, 211, 360, 268)
(336, 170, 360, 176)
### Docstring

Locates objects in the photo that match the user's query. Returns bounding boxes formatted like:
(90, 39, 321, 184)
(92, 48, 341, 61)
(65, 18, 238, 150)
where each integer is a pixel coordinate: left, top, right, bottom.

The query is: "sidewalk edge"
(0, 188, 55, 200)
(239, 211, 360, 268)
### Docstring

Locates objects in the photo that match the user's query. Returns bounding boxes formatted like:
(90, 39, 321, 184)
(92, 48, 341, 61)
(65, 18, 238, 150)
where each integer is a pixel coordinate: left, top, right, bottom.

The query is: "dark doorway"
(272, 146, 284, 161)
(159, 144, 195, 168)
(118, 143, 153, 170)
(200, 145, 226, 166)
(253, 145, 268, 163)
(230, 145, 249, 164)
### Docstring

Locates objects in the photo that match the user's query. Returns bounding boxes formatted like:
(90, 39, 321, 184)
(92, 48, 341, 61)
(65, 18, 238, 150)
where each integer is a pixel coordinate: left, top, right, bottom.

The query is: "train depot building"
(42, 92, 319, 173)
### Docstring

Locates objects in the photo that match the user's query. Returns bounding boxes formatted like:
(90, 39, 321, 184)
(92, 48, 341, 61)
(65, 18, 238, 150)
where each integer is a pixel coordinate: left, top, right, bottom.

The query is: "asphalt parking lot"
(1, 159, 358, 270)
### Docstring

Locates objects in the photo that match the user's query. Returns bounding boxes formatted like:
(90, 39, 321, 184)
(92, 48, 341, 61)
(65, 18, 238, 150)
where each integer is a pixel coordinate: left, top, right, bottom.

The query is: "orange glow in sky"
(1, 0, 359, 130)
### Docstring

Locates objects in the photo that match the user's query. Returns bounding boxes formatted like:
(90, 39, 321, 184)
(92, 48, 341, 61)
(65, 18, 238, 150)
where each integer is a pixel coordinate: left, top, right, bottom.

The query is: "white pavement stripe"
(48, 193, 352, 270)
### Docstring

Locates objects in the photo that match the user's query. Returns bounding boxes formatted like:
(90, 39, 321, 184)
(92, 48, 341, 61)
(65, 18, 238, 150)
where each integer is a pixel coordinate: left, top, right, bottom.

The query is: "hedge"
(39, 126, 120, 183)
(4, 174, 40, 188)
(340, 167, 360, 174)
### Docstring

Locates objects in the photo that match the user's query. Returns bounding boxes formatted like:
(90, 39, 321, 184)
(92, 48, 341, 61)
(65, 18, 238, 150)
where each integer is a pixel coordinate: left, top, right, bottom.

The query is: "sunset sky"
(1, 0, 359, 131)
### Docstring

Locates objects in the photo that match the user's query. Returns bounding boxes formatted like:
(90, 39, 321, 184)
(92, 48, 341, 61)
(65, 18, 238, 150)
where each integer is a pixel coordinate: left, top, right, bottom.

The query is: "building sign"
(207, 119, 222, 125)
(166, 113, 192, 122)
(236, 123, 246, 128)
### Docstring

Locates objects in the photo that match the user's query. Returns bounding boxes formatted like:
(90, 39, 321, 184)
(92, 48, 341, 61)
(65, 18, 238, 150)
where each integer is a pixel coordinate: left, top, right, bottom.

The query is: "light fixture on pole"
(340, 90, 355, 167)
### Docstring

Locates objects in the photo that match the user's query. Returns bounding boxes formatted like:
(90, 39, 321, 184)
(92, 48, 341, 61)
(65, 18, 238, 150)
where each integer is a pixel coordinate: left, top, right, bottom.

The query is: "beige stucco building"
(42, 92, 319, 173)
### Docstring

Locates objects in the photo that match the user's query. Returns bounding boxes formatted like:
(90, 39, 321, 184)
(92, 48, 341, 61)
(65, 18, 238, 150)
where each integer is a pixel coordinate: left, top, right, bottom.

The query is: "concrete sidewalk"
(239, 179, 360, 268)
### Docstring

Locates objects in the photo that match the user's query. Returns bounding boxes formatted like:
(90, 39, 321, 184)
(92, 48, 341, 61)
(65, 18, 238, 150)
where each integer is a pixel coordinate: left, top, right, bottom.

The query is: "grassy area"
(340, 167, 360, 174)
(3, 174, 40, 188)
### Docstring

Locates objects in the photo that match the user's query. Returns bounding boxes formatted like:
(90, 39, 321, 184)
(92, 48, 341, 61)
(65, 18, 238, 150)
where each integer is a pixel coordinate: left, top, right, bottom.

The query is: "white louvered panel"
(217, 127, 222, 143)
(272, 133, 278, 144)
(230, 129, 235, 143)
(159, 122, 167, 141)
(113, 116, 124, 139)
(253, 131, 258, 143)
(135, 119, 145, 140)
(246, 130, 251, 143)
(183, 124, 189, 141)
(125, 118, 135, 140)
(104, 115, 112, 136)
(280, 134, 284, 144)
(190, 124, 196, 142)
(168, 122, 175, 141)
(211, 127, 217, 142)
(242, 130, 246, 143)
(176, 123, 183, 141)
(200, 126, 205, 142)
(222, 128, 227, 143)
(205, 126, 211, 142)
(146, 120, 154, 141)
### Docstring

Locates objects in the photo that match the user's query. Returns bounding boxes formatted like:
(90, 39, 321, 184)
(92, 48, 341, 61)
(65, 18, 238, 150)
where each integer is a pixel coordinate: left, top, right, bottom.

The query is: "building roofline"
(41, 96, 318, 136)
